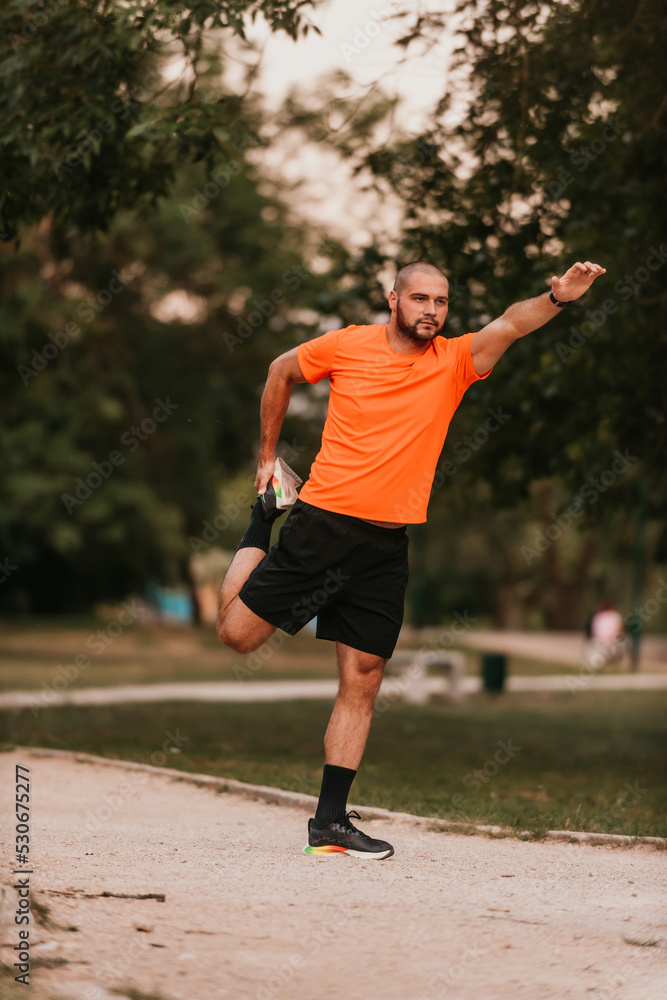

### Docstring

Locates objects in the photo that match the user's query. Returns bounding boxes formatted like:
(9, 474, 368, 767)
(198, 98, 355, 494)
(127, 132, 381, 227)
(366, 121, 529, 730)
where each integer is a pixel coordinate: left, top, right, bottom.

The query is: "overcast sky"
(237, 0, 460, 254)
(252, 0, 457, 123)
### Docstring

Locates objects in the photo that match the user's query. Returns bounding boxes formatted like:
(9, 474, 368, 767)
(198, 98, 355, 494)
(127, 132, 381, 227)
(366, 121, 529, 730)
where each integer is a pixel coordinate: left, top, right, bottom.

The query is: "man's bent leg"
(216, 488, 288, 652)
(217, 547, 276, 653)
(218, 546, 265, 619)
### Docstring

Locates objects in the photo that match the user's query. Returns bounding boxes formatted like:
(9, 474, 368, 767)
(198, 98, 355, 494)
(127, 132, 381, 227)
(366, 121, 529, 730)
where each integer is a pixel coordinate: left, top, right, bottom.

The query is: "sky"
(235, 0, 462, 255)
(250, 0, 459, 124)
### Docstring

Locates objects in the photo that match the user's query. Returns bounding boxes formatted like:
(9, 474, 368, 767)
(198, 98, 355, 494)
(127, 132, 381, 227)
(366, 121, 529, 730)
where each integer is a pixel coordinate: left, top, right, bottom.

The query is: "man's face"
(391, 275, 449, 343)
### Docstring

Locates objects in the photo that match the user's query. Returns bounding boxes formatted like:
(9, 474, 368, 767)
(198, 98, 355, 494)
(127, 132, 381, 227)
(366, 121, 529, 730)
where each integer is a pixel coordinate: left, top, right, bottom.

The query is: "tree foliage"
(324, 0, 666, 525)
(0, 0, 317, 237)
(0, 147, 334, 612)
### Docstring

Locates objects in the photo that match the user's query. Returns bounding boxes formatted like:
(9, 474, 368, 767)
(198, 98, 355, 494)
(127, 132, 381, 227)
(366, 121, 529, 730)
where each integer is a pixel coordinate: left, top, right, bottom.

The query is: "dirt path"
(1, 749, 665, 1000)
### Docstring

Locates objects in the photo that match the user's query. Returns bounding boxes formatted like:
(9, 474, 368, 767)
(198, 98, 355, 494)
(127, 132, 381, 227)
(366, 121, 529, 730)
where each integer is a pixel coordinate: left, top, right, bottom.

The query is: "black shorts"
(239, 500, 409, 658)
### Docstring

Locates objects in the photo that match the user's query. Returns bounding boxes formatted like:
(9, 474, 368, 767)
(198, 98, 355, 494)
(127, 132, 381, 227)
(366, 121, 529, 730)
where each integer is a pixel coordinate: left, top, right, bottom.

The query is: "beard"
(395, 300, 444, 342)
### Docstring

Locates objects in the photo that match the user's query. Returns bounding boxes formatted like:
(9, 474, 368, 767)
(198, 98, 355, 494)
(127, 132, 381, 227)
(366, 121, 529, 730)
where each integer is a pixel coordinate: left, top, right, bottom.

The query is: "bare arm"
(255, 347, 307, 493)
(470, 261, 606, 375)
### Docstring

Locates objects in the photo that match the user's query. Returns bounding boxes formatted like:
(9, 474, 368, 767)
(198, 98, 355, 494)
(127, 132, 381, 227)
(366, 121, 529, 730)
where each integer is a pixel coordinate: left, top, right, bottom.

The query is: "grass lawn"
(0, 620, 593, 693)
(2, 690, 665, 839)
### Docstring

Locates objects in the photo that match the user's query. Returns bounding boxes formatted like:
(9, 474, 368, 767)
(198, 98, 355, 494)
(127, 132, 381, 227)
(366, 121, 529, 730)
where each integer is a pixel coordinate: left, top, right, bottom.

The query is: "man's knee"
(339, 656, 386, 697)
(217, 617, 258, 654)
(354, 654, 387, 676)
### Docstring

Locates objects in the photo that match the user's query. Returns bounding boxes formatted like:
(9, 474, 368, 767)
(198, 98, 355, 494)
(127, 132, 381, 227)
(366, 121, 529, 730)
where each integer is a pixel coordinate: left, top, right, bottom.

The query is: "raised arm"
(470, 261, 606, 375)
(255, 347, 307, 494)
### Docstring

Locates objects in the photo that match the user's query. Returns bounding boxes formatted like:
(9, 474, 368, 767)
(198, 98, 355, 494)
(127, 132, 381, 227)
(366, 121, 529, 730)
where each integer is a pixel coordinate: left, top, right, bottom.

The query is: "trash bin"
(481, 653, 507, 693)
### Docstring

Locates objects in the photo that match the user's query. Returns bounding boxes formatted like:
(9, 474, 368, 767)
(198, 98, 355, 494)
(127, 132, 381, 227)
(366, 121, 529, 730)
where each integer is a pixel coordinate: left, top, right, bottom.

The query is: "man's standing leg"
(307, 642, 394, 859)
(325, 641, 386, 752)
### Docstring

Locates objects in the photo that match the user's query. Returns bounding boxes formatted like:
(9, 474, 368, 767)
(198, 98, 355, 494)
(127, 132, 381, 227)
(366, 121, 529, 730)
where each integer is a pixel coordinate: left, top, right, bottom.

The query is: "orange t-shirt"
(296, 324, 493, 523)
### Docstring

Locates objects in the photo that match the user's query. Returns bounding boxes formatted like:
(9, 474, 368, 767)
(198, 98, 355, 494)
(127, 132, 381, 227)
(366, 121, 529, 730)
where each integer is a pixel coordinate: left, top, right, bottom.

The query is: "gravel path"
(1, 748, 665, 1000)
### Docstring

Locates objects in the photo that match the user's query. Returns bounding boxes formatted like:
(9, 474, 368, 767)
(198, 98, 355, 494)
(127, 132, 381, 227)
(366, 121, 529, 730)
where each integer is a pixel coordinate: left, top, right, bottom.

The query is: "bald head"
(393, 261, 448, 297)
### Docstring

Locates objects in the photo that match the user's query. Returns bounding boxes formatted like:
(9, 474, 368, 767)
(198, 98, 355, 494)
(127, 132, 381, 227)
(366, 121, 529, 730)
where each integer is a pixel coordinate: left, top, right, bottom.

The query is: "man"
(217, 258, 606, 860)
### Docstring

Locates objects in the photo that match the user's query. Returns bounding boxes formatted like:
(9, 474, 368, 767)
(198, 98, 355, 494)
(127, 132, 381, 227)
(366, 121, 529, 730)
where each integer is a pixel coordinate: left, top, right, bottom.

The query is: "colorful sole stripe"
(303, 844, 348, 855)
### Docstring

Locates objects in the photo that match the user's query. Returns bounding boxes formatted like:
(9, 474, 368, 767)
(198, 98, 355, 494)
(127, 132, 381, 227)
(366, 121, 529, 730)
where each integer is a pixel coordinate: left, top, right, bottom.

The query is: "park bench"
(384, 650, 465, 704)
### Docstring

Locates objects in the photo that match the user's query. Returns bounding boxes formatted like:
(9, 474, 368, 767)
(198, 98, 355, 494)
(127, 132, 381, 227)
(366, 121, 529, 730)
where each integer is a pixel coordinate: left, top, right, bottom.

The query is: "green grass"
(0, 621, 609, 694)
(2, 690, 666, 839)
(0, 622, 337, 691)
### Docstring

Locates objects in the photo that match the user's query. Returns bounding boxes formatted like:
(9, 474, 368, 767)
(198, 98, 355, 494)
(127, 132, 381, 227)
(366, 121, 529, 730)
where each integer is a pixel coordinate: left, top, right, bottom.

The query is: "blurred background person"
(585, 600, 627, 669)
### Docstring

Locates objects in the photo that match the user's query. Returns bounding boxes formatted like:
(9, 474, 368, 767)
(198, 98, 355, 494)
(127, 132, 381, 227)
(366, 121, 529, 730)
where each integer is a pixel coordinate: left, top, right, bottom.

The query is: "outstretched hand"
(552, 261, 606, 302)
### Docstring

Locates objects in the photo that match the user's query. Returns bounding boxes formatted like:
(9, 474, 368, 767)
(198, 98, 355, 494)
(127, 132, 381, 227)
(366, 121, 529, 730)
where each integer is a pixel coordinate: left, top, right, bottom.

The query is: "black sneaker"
(258, 483, 285, 522)
(304, 810, 394, 860)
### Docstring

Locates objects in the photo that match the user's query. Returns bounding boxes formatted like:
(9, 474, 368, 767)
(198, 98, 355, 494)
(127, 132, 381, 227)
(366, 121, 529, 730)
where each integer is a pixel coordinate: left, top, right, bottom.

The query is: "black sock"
(313, 764, 357, 827)
(237, 500, 273, 553)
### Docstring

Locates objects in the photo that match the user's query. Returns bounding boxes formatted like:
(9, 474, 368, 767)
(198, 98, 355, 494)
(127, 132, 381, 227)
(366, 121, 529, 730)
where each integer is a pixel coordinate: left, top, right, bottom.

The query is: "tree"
(0, 157, 333, 612)
(0, 0, 317, 237)
(362, 0, 666, 521)
(0, 0, 347, 612)
(277, 4, 666, 626)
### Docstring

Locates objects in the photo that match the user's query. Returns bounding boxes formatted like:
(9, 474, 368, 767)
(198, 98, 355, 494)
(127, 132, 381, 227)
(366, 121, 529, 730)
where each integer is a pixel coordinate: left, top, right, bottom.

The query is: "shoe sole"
(303, 844, 394, 860)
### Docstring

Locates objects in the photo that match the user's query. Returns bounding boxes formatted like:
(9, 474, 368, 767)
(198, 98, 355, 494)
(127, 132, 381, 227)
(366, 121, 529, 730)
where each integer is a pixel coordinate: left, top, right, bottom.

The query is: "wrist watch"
(549, 290, 569, 308)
